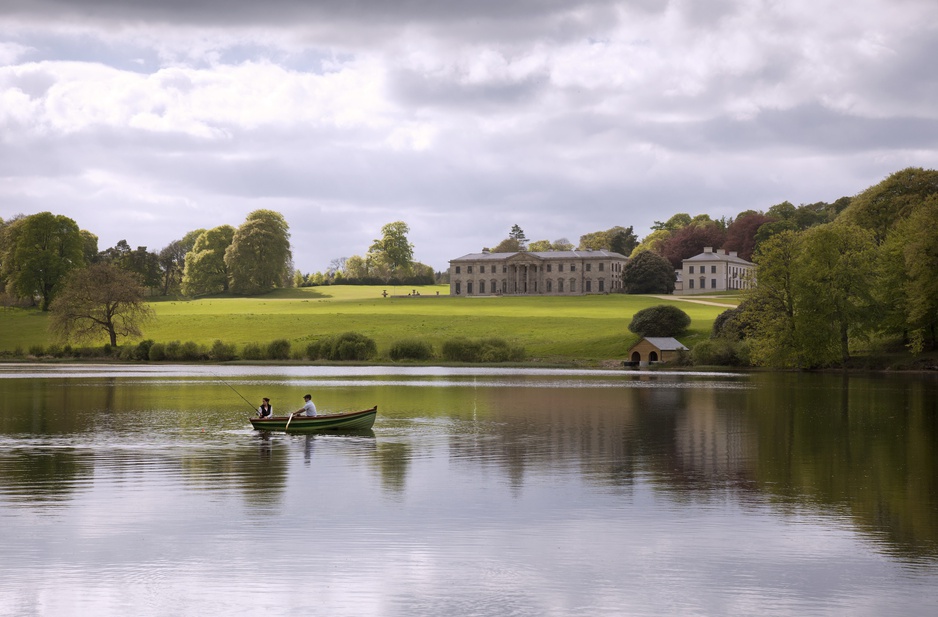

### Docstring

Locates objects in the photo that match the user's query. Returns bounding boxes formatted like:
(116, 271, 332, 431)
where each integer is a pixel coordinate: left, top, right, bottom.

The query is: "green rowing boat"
(249, 406, 377, 432)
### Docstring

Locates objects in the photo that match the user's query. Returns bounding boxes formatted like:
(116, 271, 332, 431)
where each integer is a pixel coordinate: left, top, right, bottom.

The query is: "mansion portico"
(449, 249, 628, 296)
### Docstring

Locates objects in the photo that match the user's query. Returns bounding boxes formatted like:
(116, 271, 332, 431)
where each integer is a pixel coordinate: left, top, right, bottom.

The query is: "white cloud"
(1, 0, 938, 270)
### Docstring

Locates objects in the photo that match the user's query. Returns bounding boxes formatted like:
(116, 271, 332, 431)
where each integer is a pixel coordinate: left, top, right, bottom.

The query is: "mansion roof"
(450, 249, 626, 263)
(683, 248, 754, 266)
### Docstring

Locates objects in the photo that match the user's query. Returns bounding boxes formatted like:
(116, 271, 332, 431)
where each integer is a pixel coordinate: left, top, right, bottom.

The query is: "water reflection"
(0, 366, 936, 616)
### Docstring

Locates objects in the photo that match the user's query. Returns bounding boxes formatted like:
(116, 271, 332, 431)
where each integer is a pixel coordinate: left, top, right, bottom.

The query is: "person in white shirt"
(294, 394, 317, 417)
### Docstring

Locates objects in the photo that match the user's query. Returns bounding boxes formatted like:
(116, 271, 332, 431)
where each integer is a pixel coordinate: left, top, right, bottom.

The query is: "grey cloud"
(2, 0, 646, 44)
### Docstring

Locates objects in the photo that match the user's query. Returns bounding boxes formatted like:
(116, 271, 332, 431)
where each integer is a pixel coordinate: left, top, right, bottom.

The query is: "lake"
(0, 364, 936, 616)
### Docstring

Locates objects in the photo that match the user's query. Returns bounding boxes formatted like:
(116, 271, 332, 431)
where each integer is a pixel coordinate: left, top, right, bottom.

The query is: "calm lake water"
(0, 364, 936, 617)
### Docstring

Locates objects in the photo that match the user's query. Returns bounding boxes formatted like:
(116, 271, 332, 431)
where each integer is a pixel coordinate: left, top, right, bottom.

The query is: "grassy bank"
(0, 285, 735, 364)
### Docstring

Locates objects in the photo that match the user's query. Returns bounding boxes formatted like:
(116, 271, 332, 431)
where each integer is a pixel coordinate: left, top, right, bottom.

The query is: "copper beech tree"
(50, 263, 154, 347)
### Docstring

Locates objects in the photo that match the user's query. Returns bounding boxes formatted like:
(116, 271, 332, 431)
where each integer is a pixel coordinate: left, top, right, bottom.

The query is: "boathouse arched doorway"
(630, 351, 641, 363)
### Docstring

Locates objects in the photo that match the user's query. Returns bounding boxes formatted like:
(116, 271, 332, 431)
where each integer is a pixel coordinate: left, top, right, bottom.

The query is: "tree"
(181, 225, 235, 296)
(343, 255, 370, 280)
(621, 250, 675, 294)
(839, 167, 938, 244)
(368, 221, 414, 281)
(226, 210, 292, 295)
(659, 222, 726, 269)
(508, 224, 527, 248)
(527, 239, 552, 252)
(552, 238, 574, 251)
(100, 240, 162, 289)
(742, 230, 803, 367)
(157, 229, 204, 297)
(878, 195, 938, 353)
(651, 213, 692, 231)
(795, 223, 877, 365)
(724, 211, 776, 261)
(49, 263, 154, 346)
(491, 238, 522, 253)
(578, 226, 637, 253)
(608, 226, 639, 256)
(628, 305, 691, 337)
(631, 229, 671, 257)
(0, 212, 86, 310)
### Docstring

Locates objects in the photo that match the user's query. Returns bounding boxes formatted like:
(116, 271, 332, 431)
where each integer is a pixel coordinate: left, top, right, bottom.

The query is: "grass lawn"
(0, 285, 737, 364)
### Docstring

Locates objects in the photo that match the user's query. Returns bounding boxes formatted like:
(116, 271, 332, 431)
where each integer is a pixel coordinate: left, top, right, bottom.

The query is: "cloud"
(1, 0, 938, 271)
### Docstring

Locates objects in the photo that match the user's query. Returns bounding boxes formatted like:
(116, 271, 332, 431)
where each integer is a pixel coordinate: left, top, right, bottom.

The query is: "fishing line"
(212, 372, 257, 412)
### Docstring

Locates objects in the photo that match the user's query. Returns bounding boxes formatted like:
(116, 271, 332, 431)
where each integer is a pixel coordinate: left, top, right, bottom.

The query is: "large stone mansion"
(449, 249, 629, 296)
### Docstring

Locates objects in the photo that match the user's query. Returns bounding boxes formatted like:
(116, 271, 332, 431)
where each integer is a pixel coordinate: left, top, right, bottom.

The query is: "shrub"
(162, 341, 182, 361)
(628, 305, 691, 337)
(389, 339, 433, 361)
(692, 339, 751, 366)
(134, 340, 154, 361)
(210, 340, 238, 361)
(307, 332, 377, 361)
(28, 344, 44, 357)
(242, 342, 265, 361)
(334, 332, 377, 361)
(441, 337, 479, 362)
(442, 337, 524, 363)
(267, 339, 291, 360)
(148, 343, 166, 361)
(179, 341, 204, 361)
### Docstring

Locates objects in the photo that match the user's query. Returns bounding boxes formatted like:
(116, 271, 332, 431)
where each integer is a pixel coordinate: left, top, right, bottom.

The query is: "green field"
(0, 285, 740, 364)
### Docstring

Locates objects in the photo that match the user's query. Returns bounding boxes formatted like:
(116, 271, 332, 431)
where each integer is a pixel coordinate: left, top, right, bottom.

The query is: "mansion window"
(711, 278, 717, 289)
(599, 262, 605, 271)
(571, 264, 576, 272)
(558, 264, 564, 272)
(455, 266, 461, 274)
(689, 266, 695, 274)
(468, 266, 473, 274)
(455, 282, 461, 294)
(547, 280, 552, 292)
(480, 280, 486, 293)
(688, 279, 694, 289)
(467, 282, 473, 294)
(711, 265, 717, 274)
(558, 279, 564, 292)
(599, 280, 605, 292)
(586, 280, 592, 292)
(570, 279, 576, 292)
(547, 264, 552, 272)
(586, 263, 592, 272)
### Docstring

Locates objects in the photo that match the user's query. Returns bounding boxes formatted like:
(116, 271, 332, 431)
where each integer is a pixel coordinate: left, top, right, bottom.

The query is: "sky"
(2, 0, 937, 273)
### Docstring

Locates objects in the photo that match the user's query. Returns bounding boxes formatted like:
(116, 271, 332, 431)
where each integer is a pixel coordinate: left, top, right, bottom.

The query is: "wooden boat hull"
(249, 406, 377, 432)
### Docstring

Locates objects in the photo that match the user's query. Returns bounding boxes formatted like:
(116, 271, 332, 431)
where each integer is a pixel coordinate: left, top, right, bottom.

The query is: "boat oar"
(285, 412, 296, 431)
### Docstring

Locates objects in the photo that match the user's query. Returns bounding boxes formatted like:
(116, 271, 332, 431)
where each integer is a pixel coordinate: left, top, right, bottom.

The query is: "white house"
(677, 247, 755, 295)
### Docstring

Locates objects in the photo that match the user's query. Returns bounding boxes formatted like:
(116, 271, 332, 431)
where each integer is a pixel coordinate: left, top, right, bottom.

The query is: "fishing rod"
(212, 372, 257, 413)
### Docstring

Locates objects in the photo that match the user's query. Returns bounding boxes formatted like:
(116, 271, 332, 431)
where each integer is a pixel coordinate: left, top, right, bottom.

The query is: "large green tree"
(879, 195, 938, 352)
(795, 223, 877, 365)
(157, 228, 206, 296)
(99, 240, 162, 289)
(0, 212, 86, 310)
(743, 224, 877, 368)
(621, 250, 675, 294)
(181, 225, 235, 296)
(225, 210, 292, 295)
(368, 221, 414, 280)
(742, 230, 803, 367)
(49, 262, 153, 346)
(578, 226, 637, 254)
(839, 167, 938, 244)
